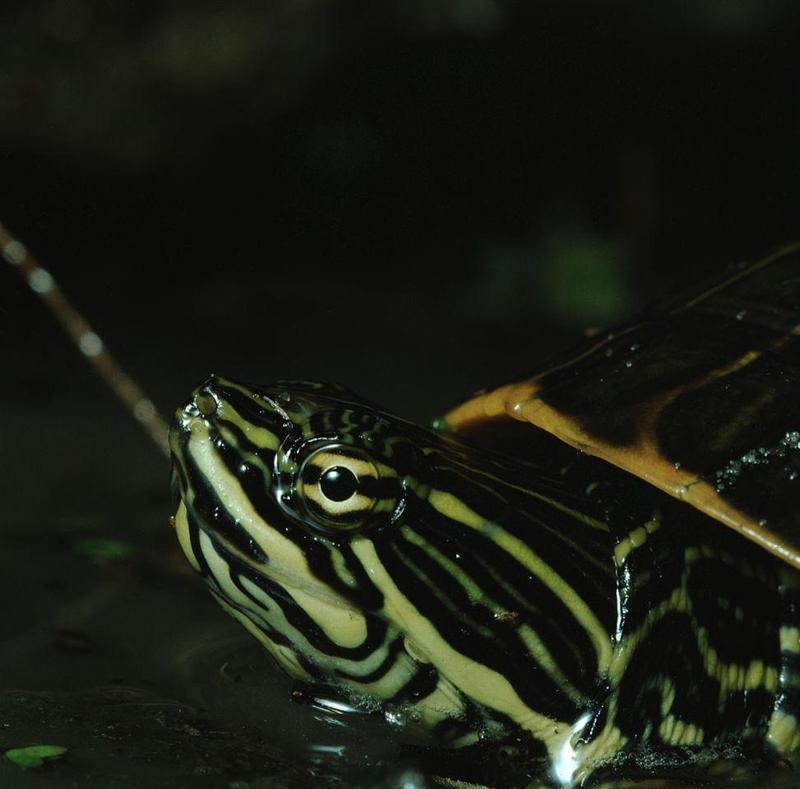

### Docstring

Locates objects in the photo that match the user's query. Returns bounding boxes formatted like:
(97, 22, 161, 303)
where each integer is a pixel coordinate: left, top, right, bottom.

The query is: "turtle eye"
(295, 446, 398, 531)
(319, 466, 359, 502)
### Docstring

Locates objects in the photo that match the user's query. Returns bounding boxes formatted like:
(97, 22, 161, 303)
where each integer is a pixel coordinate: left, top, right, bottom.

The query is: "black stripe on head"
(214, 383, 292, 437)
(687, 555, 781, 666)
(425, 463, 617, 636)
(228, 555, 392, 661)
(180, 437, 270, 563)
(414, 503, 601, 687)
(335, 634, 405, 682)
(614, 610, 776, 744)
(186, 506, 211, 577)
(305, 542, 385, 611)
(170, 462, 187, 511)
(215, 414, 278, 468)
(409, 516, 595, 696)
(205, 419, 387, 608)
(375, 537, 580, 722)
(196, 529, 392, 672)
(207, 584, 294, 649)
(388, 661, 440, 704)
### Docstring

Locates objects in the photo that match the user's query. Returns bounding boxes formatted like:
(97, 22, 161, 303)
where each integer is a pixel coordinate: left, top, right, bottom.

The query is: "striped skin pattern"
(169, 376, 799, 786)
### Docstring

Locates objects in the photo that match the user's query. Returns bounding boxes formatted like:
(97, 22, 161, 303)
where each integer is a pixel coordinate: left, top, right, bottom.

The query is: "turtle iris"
(296, 447, 386, 529)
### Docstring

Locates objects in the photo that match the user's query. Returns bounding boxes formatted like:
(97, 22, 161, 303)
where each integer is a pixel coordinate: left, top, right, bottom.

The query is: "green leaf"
(5, 744, 67, 768)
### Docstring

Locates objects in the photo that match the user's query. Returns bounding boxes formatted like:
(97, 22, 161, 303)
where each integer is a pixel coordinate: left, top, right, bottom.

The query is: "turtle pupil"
(320, 467, 359, 502)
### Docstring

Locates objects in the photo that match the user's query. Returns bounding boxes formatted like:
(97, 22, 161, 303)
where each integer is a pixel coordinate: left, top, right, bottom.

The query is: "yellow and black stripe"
(170, 370, 799, 785)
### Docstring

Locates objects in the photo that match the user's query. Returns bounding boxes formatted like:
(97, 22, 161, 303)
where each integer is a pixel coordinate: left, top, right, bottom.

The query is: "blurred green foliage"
(479, 229, 631, 329)
(536, 231, 632, 327)
(73, 537, 133, 561)
(5, 745, 67, 769)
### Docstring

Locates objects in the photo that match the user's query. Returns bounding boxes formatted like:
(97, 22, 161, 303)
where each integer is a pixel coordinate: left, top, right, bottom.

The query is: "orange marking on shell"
(445, 378, 800, 571)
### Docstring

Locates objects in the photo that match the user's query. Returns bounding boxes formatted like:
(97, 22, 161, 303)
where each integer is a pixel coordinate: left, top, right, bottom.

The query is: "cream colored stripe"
(174, 501, 201, 572)
(432, 452, 610, 533)
(609, 556, 781, 696)
(395, 530, 494, 640)
(516, 624, 581, 702)
(401, 525, 581, 701)
(186, 419, 363, 617)
(216, 376, 291, 423)
(350, 538, 570, 753)
(218, 423, 273, 477)
(238, 576, 393, 680)
(215, 395, 280, 450)
(198, 528, 389, 681)
(427, 489, 613, 672)
(400, 526, 488, 606)
(781, 626, 800, 654)
(287, 583, 368, 649)
(212, 592, 313, 681)
(768, 710, 800, 754)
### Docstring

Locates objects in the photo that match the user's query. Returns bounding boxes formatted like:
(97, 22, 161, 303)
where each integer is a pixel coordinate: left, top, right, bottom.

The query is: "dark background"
(5, 1, 800, 518)
(4, 1, 800, 419)
(1, 2, 799, 785)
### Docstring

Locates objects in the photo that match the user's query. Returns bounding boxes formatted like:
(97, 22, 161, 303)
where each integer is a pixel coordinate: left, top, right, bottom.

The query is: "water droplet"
(384, 708, 408, 727)
(673, 462, 681, 470)
(736, 310, 747, 320)
(624, 360, 633, 368)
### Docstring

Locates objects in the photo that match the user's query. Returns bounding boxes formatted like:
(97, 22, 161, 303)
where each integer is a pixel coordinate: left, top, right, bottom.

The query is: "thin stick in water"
(1, 222, 170, 458)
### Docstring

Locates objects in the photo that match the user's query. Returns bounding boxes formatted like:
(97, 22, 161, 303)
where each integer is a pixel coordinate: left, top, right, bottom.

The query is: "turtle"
(167, 244, 800, 787)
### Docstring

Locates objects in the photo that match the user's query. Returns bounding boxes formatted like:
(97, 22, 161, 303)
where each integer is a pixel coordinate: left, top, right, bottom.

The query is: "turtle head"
(169, 375, 602, 764)
(168, 375, 449, 721)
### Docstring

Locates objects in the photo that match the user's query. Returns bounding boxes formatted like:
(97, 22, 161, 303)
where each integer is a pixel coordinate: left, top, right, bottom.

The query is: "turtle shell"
(444, 244, 800, 568)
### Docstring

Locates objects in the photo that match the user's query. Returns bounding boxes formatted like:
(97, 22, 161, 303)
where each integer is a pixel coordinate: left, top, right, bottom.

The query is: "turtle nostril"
(194, 389, 219, 418)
